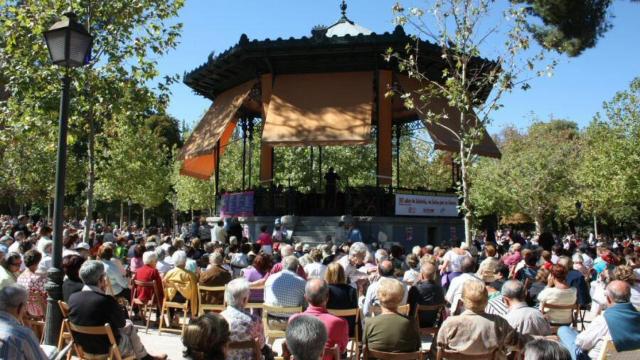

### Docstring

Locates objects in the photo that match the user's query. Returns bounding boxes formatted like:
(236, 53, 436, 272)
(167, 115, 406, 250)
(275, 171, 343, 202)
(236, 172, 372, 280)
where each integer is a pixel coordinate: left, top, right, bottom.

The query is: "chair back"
(228, 338, 262, 360)
(363, 344, 423, 359)
(132, 279, 159, 303)
(435, 347, 495, 360)
(65, 320, 127, 360)
(414, 304, 445, 337)
(540, 301, 577, 326)
(58, 301, 70, 318)
(371, 304, 410, 317)
(280, 343, 340, 360)
(197, 284, 226, 315)
(328, 307, 360, 340)
(597, 339, 640, 360)
(162, 280, 190, 308)
(262, 304, 302, 341)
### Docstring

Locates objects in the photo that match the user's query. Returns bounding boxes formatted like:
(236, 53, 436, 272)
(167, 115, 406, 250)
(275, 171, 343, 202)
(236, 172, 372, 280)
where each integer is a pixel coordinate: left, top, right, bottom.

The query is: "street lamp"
(42, 12, 92, 346)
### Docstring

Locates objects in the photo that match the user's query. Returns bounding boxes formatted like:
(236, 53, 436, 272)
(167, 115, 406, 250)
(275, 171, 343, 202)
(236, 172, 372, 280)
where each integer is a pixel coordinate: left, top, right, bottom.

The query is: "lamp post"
(43, 12, 92, 346)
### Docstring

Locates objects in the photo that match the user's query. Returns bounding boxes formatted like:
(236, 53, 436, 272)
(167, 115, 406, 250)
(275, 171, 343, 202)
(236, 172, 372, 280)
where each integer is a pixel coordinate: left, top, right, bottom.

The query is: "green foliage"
(575, 77, 640, 225)
(171, 158, 216, 212)
(513, 0, 613, 56)
(470, 120, 580, 232)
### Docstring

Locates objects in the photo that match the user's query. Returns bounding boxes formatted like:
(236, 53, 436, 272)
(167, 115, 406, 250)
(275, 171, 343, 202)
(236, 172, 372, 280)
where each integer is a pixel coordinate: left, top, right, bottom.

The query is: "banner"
(395, 194, 459, 217)
(220, 191, 254, 217)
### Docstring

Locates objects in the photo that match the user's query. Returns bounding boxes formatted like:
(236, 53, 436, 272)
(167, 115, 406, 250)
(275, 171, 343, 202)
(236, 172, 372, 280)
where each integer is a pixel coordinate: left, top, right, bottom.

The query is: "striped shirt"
(0, 311, 48, 360)
(485, 294, 509, 317)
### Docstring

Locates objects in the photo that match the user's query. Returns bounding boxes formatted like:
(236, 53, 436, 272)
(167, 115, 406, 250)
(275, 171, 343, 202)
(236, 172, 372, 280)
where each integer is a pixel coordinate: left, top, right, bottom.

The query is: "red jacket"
(132, 264, 164, 305)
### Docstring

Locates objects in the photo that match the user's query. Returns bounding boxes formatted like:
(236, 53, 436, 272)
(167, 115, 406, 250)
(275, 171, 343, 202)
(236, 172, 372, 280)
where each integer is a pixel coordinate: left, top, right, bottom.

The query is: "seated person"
(0, 285, 48, 360)
(198, 252, 232, 305)
(325, 262, 360, 337)
(286, 316, 328, 360)
(502, 280, 551, 336)
(524, 339, 571, 360)
(67, 260, 166, 359)
(362, 260, 408, 318)
(132, 251, 164, 315)
(290, 279, 349, 359)
(163, 250, 199, 318)
(537, 264, 577, 325)
(264, 256, 306, 328)
(558, 280, 640, 360)
(220, 278, 267, 360)
(437, 280, 532, 358)
(408, 262, 445, 327)
(182, 313, 230, 360)
(364, 277, 421, 354)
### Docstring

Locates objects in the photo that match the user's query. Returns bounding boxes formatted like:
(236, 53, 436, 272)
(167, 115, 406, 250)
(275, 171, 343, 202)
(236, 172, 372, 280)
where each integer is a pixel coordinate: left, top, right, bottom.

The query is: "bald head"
(379, 260, 394, 277)
(305, 278, 329, 306)
(606, 280, 631, 304)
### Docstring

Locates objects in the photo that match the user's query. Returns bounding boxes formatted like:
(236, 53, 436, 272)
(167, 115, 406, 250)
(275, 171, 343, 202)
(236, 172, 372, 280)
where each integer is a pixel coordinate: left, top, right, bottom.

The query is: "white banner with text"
(395, 194, 459, 217)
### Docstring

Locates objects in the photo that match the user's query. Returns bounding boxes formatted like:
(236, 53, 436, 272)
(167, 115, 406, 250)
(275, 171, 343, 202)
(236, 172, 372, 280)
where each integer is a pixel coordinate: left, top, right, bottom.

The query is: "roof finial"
(340, 0, 347, 18)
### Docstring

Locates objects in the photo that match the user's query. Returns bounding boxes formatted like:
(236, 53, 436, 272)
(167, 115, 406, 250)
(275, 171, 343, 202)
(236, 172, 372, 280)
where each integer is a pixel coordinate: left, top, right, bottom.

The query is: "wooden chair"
(540, 301, 577, 333)
(247, 283, 265, 312)
(228, 338, 262, 360)
(65, 320, 135, 360)
(23, 295, 47, 343)
(197, 284, 226, 316)
(328, 308, 360, 360)
(370, 304, 411, 317)
(57, 301, 77, 360)
(262, 304, 302, 344)
(435, 347, 495, 360)
(597, 339, 640, 360)
(363, 344, 424, 359)
(158, 281, 190, 335)
(414, 304, 445, 355)
(130, 279, 160, 333)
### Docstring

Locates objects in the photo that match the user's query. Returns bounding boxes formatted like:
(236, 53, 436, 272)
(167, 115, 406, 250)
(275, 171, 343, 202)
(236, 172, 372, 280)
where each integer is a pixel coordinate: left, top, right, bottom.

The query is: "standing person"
(212, 220, 227, 244)
(324, 167, 341, 209)
(347, 223, 362, 243)
(334, 221, 347, 246)
(257, 225, 273, 255)
(440, 244, 472, 290)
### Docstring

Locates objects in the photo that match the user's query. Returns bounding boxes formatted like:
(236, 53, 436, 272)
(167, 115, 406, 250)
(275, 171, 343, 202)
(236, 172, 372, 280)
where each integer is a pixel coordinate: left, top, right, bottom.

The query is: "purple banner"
(220, 191, 254, 217)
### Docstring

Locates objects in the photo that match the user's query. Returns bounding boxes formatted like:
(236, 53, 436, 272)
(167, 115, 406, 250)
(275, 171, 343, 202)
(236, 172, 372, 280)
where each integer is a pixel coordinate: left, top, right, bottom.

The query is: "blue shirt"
(0, 311, 48, 360)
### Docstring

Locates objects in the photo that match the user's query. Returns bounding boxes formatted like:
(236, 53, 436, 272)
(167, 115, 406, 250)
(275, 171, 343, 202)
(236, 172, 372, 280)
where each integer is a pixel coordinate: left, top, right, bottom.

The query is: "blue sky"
(158, 0, 640, 134)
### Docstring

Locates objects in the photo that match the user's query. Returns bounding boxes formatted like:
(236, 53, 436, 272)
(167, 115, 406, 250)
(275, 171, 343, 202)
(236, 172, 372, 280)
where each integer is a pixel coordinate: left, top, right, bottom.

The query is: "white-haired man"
(338, 242, 368, 284)
(0, 285, 48, 359)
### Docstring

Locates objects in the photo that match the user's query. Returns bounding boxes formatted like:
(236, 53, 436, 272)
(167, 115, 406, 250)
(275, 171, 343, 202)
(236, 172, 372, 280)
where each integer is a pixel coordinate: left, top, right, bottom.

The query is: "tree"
(576, 77, 640, 234)
(0, 0, 183, 236)
(471, 120, 580, 233)
(389, 0, 617, 243)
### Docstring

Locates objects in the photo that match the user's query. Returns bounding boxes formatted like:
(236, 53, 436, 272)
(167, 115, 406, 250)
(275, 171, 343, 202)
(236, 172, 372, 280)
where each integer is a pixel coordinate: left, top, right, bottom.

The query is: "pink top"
(289, 305, 349, 359)
(257, 232, 273, 246)
(130, 257, 144, 273)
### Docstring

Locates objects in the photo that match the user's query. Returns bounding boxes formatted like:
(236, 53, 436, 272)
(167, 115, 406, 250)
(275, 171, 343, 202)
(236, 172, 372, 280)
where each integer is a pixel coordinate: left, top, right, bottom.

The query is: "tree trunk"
(459, 148, 473, 247)
(142, 207, 146, 229)
(47, 200, 52, 225)
(83, 102, 96, 244)
(119, 201, 124, 229)
(593, 213, 598, 239)
(534, 213, 544, 235)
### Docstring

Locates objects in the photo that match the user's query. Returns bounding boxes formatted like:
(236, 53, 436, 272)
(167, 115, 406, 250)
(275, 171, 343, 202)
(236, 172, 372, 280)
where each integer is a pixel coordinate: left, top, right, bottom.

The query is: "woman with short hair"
(132, 251, 164, 315)
(0, 252, 22, 290)
(97, 244, 130, 300)
(62, 254, 85, 302)
(364, 277, 421, 354)
(537, 264, 577, 324)
(16, 249, 47, 317)
(163, 250, 198, 318)
(182, 313, 230, 360)
(220, 278, 266, 360)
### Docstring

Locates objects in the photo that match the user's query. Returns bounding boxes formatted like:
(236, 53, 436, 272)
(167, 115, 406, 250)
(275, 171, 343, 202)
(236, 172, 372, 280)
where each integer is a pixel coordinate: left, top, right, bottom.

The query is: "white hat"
(74, 242, 90, 251)
(460, 242, 469, 250)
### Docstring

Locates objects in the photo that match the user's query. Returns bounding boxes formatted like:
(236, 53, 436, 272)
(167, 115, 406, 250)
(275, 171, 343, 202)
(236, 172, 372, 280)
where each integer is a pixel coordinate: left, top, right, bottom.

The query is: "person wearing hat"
(74, 242, 91, 259)
(480, 262, 509, 317)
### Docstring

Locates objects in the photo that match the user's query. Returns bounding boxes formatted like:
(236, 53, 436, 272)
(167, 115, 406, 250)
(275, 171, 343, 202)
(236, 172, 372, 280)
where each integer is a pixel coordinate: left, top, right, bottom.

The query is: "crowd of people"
(0, 214, 640, 360)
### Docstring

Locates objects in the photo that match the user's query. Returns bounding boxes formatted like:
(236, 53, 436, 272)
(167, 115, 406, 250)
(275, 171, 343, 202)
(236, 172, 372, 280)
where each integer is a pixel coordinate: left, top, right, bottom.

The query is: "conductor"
(324, 167, 341, 209)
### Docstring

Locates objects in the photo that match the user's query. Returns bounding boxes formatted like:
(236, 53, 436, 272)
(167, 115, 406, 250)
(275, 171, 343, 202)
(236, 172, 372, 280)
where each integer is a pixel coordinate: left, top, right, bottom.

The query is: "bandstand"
(178, 2, 500, 248)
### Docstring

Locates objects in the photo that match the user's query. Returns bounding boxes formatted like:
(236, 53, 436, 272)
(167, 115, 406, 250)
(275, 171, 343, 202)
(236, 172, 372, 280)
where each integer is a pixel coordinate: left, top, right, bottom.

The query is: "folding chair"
(158, 281, 190, 335)
(247, 283, 265, 313)
(65, 320, 135, 360)
(436, 347, 495, 360)
(57, 301, 77, 359)
(414, 304, 445, 355)
(228, 338, 262, 360)
(262, 304, 302, 344)
(597, 339, 640, 360)
(197, 284, 226, 316)
(130, 279, 160, 333)
(328, 308, 360, 360)
(363, 344, 424, 360)
(370, 304, 411, 317)
(540, 301, 578, 334)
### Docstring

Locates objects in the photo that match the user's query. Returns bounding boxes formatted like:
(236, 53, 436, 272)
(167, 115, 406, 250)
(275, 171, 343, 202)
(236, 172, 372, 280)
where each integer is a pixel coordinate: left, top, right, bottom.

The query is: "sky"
(158, 0, 640, 134)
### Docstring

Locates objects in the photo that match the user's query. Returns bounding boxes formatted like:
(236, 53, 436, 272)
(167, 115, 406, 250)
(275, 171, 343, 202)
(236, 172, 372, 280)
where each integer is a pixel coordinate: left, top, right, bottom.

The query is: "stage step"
(291, 216, 342, 245)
